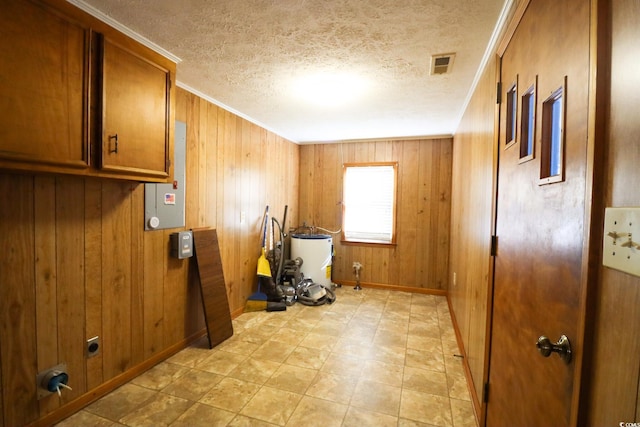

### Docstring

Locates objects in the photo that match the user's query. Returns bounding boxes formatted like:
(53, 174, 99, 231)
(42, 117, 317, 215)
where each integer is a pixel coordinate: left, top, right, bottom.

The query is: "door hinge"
(491, 235, 498, 256)
(496, 81, 502, 104)
(484, 382, 490, 403)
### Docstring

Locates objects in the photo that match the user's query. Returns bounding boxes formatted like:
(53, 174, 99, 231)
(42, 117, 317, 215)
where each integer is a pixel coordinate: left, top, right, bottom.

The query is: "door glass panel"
(540, 81, 565, 184)
(506, 81, 517, 148)
(519, 82, 536, 162)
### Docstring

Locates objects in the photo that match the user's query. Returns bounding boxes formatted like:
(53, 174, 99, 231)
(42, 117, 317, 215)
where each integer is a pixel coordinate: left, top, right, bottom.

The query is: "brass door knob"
(536, 335, 572, 364)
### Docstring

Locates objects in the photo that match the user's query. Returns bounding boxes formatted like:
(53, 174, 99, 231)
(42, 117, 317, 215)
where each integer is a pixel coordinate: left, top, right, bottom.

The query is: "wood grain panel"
(129, 183, 144, 366)
(435, 141, 452, 287)
(586, 0, 640, 423)
(298, 138, 452, 290)
(0, 175, 38, 426)
(101, 181, 132, 379)
(197, 100, 209, 228)
(588, 271, 640, 422)
(398, 141, 419, 286)
(449, 56, 498, 418)
(143, 229, 165, 357)
(163, 234, 188, 347)
(233, 117, 245, 307)
(34, 176, 59, 414)
(182, 93, 205, 335)
(192, 229, 233, 348)
(204, 103, 219, 228)
(246, 124, 263, 304)
(184, 91, 200, 229)
(416, 143, 433, 286)
(55, 177, 86, 403)
(238, 120, 251, 302)
(84, 179, 103, 390)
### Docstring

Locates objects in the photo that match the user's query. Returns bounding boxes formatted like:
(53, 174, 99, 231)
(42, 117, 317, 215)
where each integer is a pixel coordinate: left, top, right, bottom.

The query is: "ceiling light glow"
(292, 72, 370, 107)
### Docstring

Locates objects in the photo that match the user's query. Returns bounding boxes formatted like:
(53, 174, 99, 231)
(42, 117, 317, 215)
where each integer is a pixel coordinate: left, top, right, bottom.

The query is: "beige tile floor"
(57, 287, 476, 427)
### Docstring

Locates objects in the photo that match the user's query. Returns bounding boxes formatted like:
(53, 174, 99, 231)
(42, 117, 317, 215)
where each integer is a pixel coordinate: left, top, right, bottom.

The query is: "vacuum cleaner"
(279, 258, 336, 306)
(268, 212, 337, 307)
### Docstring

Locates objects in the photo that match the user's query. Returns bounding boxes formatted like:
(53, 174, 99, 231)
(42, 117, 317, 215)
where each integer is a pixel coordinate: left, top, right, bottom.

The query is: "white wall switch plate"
(603, 207, 640, 277)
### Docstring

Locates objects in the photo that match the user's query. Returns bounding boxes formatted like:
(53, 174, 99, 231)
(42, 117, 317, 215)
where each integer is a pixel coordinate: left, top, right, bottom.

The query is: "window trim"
(539, 77, 566, 185)
(519, 78, 537, 164)
(505, 76, 518, 150)
(341, 162, 398, 247)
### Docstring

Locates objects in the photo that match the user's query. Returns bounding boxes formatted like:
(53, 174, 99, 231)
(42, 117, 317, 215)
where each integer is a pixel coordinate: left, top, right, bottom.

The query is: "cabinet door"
(101, 38, 171, 180)
(0, 0, 89, 169)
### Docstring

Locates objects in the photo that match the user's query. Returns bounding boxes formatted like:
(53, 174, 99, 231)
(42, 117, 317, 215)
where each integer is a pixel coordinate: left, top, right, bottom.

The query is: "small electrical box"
(170, 231, 193, 259)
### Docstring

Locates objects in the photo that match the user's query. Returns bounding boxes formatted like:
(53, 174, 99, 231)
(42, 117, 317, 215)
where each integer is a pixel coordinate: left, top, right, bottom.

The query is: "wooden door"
(101, 37, 171, 180)
(486, 0, 590, 425)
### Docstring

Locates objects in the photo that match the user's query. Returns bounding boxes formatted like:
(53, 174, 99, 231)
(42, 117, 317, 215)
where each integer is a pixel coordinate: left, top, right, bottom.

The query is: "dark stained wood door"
(486, 0, 591, 425)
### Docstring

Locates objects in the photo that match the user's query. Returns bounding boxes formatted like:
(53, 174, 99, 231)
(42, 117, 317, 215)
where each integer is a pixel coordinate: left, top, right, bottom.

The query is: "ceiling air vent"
(430, 53, 455, 75)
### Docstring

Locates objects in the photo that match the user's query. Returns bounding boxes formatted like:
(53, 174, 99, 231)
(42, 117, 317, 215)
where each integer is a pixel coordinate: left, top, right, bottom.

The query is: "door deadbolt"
(536, 335, 572, 364)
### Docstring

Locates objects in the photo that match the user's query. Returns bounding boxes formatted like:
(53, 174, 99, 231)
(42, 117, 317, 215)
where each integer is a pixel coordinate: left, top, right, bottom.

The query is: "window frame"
(341, 162, 398, 247)
(539, 78, 566, 185)
(519, 78, 537, 164)
(505, 76, 518, 150)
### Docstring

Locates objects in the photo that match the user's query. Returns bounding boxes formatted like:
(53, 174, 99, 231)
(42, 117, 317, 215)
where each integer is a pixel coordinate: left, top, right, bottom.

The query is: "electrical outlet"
(240, 211, 246, 224)
(86, 336, 100, 358)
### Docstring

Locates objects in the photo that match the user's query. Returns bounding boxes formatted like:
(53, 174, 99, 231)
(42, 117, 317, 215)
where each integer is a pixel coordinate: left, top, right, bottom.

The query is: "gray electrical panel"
(144, 121, 186, 230)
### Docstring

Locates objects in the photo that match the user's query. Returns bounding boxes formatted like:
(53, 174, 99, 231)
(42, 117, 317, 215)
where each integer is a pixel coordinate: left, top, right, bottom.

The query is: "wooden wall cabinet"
(99, 37, 173, 180)
(0, 0, 174, 183)
(0, 0, 90, 170)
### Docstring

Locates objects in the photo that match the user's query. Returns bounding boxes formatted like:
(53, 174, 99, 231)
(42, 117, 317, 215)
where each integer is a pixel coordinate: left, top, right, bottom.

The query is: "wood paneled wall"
(586, 0, 640, 423)
(0, 87, 298, 426)
(175, 88, 299, 312)
(298, 139, 452, 291)
(448, 57, 498, 412)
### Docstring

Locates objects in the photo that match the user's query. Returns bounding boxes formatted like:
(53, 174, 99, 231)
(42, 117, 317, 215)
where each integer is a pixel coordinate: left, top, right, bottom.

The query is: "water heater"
(290, 234, 332, 288)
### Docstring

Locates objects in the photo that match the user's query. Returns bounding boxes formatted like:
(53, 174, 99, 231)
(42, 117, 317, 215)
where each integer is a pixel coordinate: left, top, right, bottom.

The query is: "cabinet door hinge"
(484, 382, 490, 403)
(496, 81, 502, 104)
(491, 235, 498, 256)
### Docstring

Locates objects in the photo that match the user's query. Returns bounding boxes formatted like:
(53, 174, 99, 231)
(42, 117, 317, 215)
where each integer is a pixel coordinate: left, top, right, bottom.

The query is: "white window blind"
(343, 163, 396, 244)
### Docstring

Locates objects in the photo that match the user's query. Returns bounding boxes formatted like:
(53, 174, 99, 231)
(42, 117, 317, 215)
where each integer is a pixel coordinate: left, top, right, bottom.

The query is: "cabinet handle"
(109, 134, 118, 154)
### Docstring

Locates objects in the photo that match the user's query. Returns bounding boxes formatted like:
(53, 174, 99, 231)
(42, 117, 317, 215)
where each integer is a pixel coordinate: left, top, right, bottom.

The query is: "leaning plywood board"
(192, 228, 233, 348)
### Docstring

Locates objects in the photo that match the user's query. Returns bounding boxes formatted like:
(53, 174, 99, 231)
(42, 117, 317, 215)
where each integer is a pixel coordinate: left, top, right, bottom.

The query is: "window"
(519, 81, 536, 163)
(540, 80, 565, 184)
(342, 162, 397, 245)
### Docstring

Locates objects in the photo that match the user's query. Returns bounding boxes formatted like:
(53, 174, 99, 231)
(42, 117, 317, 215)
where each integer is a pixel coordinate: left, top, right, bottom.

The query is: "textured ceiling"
(74, 0, 507, 143)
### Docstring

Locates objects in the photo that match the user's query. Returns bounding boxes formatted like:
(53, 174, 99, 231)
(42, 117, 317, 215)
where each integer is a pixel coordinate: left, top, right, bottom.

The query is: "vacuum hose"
(272, 217, 285, 285)
(296, 281, 336, 306)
